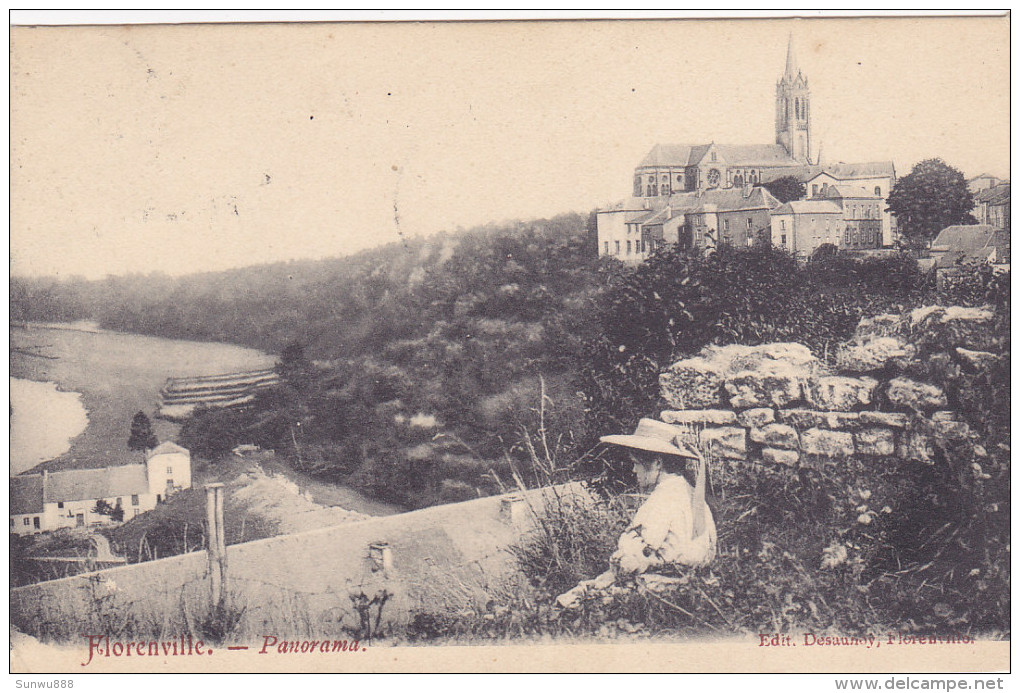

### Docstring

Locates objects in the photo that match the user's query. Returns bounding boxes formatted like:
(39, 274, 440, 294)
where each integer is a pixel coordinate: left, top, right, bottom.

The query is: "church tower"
(775, 36, 812, 163)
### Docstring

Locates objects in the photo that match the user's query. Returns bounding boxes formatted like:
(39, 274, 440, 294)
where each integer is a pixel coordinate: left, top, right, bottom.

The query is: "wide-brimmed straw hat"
(600, 418, 698, 459)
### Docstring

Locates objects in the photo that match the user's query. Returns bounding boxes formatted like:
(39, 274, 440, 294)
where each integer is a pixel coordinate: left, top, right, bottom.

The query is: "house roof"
(821, 185, 878, 199)
(666, 186, 781, 214)
(147, 441, 190, 458)
(638, 143, 801, 168)
(43, 465, 150, 504)
(931, 224, 999, 251)
(11, 474, 44, 515)
(817, 161, 896, 180)
(975, 183, 1010, 205)
(773, 200, 843, 215)
(935, 247, 998, 269)
(759, 165, 825, 184)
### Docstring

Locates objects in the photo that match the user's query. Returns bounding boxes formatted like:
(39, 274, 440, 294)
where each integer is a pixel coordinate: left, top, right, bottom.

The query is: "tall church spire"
(776, 34, 812, 163)
(784, 34, 799, 80)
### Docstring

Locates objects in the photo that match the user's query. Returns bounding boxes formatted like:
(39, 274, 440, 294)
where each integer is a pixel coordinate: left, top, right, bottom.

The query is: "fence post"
(205, 483, 227, 614)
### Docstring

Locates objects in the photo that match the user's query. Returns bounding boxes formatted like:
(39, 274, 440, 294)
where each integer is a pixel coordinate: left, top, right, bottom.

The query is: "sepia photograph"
(8, 11, 1010, 677)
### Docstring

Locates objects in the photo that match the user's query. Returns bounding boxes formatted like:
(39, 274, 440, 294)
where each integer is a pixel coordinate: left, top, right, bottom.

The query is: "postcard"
(9, 12, 1010, 676)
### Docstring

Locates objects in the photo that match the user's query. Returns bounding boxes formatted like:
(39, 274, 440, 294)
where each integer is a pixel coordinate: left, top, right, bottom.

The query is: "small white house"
(10, 442, 192, 536)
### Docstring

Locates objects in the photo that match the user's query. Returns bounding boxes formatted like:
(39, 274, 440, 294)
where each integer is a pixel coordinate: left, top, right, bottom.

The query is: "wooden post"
(205, 483, 227, 613)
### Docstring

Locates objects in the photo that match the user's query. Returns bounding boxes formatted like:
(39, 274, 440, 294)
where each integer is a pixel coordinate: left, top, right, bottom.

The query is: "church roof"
(638, 143, 800, 168)
(773, 200, 843, 215)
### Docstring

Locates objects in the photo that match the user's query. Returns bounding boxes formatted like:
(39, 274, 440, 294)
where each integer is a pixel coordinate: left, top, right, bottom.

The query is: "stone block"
(930, 411, 971, 441)
(750, 423, 799, 450)
(725, 362, 805, 409)
(854, 428, 896, 456)
(780, 409, 861, 430)
(699, 426, 747, 460)
(660, 409, 737, 426)
(858, 411, 910, 428)
(805, 376, 878, 411)
(800, 428, 855, 459)
(854, 313, 905, 342)
(898, 431, 935, 464)
(729, 342, 820, 372)
(955, 347, 998, 372)
(659, 358, 728, 410)
(761, 448, 799, 467)
(886, 377, 948, 412)
(836, 337, 915, 373)
(737, 407, 775, 428)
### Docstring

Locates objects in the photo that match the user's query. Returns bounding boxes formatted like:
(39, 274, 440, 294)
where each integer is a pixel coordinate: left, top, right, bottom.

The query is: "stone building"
(769, 199, 845, 258)
(819, 185, 884, 250)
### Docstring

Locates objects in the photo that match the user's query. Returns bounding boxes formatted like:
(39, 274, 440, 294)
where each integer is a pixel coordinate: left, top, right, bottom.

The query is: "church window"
(707, 169, 721, 187)
(615, 241, 620, 254)
(651, 184, 658, 196)
(733, 174, 743, 186)
(646, 185, 653, 196)
(710, 152, 717, 162)
(626, 241, 632, 255)
(634, 178, 642, 197)
(749, 171, 757, 183)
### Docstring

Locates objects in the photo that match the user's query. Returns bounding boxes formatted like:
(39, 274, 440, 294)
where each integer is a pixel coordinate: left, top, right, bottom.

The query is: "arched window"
(874, 186, 882, 196)
(634, 177, 642, 197)
(733, 174, 744, 186)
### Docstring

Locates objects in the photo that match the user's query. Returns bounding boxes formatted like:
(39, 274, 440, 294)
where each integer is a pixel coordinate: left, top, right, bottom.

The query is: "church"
(632, 37, 813, 198)
(598, 37, 898, 261)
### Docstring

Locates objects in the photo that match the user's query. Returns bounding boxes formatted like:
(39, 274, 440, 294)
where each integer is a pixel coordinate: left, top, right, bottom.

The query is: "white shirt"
(611, 472, 717, 576)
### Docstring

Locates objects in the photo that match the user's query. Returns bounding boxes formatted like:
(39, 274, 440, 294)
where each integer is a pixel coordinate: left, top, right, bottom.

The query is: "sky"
(10, 15, 1010, 279)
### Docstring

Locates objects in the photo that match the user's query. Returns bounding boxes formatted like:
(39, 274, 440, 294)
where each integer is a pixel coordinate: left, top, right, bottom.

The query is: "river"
(9, 323, 277, 475)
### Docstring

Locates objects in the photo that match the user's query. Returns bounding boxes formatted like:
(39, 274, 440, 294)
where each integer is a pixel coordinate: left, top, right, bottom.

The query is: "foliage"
(127, 411, 158, 452)
(762, 175, 806, 203)
(886, 158, 976, 247)
(93, 499, 125, 523)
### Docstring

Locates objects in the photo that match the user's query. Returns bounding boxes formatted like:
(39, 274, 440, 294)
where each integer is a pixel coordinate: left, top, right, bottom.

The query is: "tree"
(762, 176, 806, 203)
(886, 158, 976, 247)
(93, 499, 125, 523)
(128, 411, 158, 453)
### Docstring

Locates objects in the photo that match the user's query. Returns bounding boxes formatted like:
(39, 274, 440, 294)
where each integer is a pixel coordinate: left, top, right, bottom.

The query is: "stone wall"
(656, 306, 998, 469)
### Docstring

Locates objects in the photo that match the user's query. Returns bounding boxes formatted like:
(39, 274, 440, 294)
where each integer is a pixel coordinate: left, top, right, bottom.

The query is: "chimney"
(500, 493, 527, 526)
(368, 542, 394, 572)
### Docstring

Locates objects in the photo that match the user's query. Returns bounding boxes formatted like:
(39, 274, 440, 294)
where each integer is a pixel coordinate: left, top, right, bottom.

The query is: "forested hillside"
(11, 213, 612, 507)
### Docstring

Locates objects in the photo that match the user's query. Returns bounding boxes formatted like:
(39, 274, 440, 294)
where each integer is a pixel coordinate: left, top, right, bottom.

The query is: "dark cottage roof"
(773, 200, 843, 215)
(975, 184, 1011, 206)
(931, 225, 999, 251)
(11, 474, 44, 515)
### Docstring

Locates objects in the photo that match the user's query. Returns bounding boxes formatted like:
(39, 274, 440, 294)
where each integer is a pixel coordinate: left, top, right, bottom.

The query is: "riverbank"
(9, 377, 89, 476)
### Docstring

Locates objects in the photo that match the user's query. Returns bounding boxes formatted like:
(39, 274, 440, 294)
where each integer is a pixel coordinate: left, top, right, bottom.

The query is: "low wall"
(655, 305, 997, 469)
(11, 484, 585, 642)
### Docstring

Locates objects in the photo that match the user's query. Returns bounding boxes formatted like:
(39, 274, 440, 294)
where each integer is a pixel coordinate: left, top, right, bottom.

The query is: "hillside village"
(595, 38, 1009, 269)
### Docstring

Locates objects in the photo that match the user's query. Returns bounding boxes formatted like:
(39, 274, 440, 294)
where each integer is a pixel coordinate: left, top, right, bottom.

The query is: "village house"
(972, 183, 1010, 231)
(10, 442, 191, 536)
(818, 184, 884, 250)
(967, 173, 1005, 195)
(769, 199, 845, 258)
(598, 187, 781, 263)
(926, 224, 1011, 286)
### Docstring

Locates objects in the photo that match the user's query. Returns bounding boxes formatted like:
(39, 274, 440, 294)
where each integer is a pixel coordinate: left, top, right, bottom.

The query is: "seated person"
(557, 418, 717, 608)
